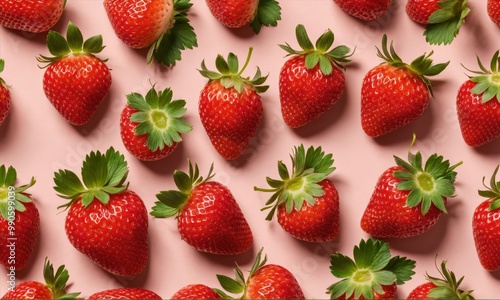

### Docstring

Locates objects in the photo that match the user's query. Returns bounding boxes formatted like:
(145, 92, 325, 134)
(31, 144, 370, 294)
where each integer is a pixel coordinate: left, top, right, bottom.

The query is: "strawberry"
(215, 248, 305, 299)
(37, 22, 111, 126)
(151, 162, 253, 255)
(1, 258, 80, 299)
(0, 0, 65, 33)
(171, 284, 221, 299)
(254, 145, 339, 242)
(406, 0, 470, 45)
(88, 288, 161, 299)
(104, 0, 197, 66)
(332, 0, 392, 21)
(205, 0, 281, 33)
(361, 139, 462, 238)
(198, 47, 268, 160)
(278, 24, 353, 128)
(488, 0, 500, 25)
(120, 85, 192, 161)
(361, 35, 449, 137)
(457, 51, 500, 147)
(407, 260, 474, 299)
(0, 166, 38, 270)
(327, 238, 415, 299)
(0, 59, 11, 126)
(53, 147, 149, 276)
(472, 165, 500, 271)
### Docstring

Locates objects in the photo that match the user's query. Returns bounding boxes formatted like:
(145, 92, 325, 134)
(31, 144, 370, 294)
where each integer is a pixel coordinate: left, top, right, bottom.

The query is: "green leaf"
(173, 171, 192, 193)
(329, 253, 357, 278)
(316, 29, 334, 52)
(53, 170, 85, 198)
(104, 147, 128, 187)
(384, 256, 416, 284)
(249, 0, 281, 34)
(156, 190, 188, 209)
(216, 55, 230, 74)
(305, 52, 320, 69)
(319, 55, 333, 75)
(227, 52, 239, 74)
(81, 151, 107, 189)
(353, 239, 391, 271)
(217, 275, 244, 294)
(424, 14, 463, 45)
(373, 270, 397, 285)
(66, 22, 83, 52)
(150, 201, 178, 218)
(82, 36, 104, 54)
(327, 279, 351, 299)
(296, 24, 314, 51)
(127, 92, 149, 111)
(46, 31, 71, 57)
(4, 166, 16, 187)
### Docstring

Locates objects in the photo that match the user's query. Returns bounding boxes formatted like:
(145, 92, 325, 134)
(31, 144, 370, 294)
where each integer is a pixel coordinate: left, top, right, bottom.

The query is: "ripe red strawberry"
(472, 165, 500, 271)
(198, 48, 268, 160)
(0, 166, 38, 270)
(278, 24, 353, 128)
(53, 147, 149, 276)
(457, 51, 500, 147)
(205, 0, 281, 33)
(332, 0, 392, 21)
(407, 260, 474, 299)
(120, 85, 192, 161)
(254, 145, 339, 242)
(151, 162, 253, 255)
(37, 22, 111, 126)
(488, 0, 500, 25)
(406, 0, 470, 45)
(327, 239, 415, 299)
(1, 258, 80, 299)
(104, 0, 197, 66)
(361, 140, 462, 238)
(88, 288, 161, 299)
(0, 59, 11, 126)
(0, 0, 65, 33)
(171, 284, 221, 299)
(361, 35, 448, 137)
(215, 248, 305, 299)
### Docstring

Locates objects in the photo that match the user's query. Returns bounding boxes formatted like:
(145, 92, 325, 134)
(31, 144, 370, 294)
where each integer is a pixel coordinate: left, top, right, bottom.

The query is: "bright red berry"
(333, 0, 392, 21)
(88, 288, 161, 299)
(0, 60, 11, 126)
(488, 0, 500, 25)
(0, 0, 65, 33)
(171, 284, 221, 299)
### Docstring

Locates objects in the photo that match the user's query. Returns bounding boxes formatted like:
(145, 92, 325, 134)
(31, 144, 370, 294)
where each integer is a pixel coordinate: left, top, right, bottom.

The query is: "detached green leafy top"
(0, 165, 36, 221)
(463, 50, 500, 103)
(424, 0, 470, 45)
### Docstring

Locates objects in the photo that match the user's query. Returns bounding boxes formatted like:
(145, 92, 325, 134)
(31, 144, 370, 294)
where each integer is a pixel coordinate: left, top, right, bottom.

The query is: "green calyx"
(392, 136, 462, 215)
(463, 50, 500, 103)
(249, 0, 282, 34)
(279, 24, 353, 75)
(0, 165, 36, 221)
(377, 34, 449, 97)
(478, 165, 500, 211)
(147, 0, 197, 66)
(254, 144, 335, 220)
(327, 238, 416, 299)
(53, 147, 129, 210)
(214, 248, 267, 299)
(198, 47, 269, 94)
(0, 59, 6, 88)
(127, 85, 192, 152)
(424, 0, 470, 45)
(425, 259, 474, 300)
(150, 161, 214, 218)
(37, 21, 106, 67)
(43, 258, 81, 300)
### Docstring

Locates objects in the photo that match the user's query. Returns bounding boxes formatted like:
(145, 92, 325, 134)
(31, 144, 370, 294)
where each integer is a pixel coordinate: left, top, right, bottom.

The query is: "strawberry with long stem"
(327, 238, 416, 299)
(0, 59, 11, 127)
(120, 85, 192, 161)
(254, 144, 340, 242)
(53, 147, 149, 276)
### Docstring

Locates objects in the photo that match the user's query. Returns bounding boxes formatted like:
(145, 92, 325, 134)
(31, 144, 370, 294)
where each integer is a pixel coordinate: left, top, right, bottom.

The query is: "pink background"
(1, 0, 499, 298)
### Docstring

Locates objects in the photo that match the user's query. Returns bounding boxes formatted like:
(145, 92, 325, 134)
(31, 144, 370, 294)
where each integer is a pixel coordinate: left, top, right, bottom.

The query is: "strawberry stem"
(237, 47, 253, 76)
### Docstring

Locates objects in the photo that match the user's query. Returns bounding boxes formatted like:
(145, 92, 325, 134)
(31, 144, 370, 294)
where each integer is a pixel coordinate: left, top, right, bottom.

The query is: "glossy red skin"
(0, 85, 10, 126)
(0, 0, 64, 33)
(171, 284, 221, 299)
(361, 64, 429, 137)
(178, 181, 253, 255)
(406, 0, 440, 24)
(407, 282, 437, 299)
(333, 0, 392, 21)
(199, 81, 263, 160)
(473, 199, 500, 271)
(43, 55, 111, 126)
(1, 281, 53, 299)
(277, 180, 339, 242)
(65, 190, 148, 276)
(246, 264, 305, 299)
(206, 0, 258, 28)
(0, 201, 39, 270)
(337, 283, 397, 299)
(361, 166, 445, 238)
(488, 0, 500, 25)
(457, 80, 500, 147)
(104, 0, 174, 49)
(279, 55, 345, 128)
(88, 288, 161, 299)
(120, 105, 178, 161)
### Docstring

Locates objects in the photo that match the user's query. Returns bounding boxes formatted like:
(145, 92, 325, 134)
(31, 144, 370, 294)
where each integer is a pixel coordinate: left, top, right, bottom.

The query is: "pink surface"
(0, 0, 499, 298)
